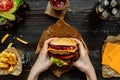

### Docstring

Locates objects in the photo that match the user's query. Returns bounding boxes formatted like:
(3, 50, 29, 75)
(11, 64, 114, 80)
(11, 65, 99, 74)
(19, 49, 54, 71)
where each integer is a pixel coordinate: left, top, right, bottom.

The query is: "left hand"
(32, 38, 56, 74)
(27, 38, 56, 80)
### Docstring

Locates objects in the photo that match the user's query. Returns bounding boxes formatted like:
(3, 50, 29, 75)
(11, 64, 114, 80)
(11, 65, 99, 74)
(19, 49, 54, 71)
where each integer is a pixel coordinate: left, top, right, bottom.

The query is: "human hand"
(32, 38, 57, 73)
(27, 38, 56, 80)
(71, 38, 97, 80)
(71, 38, 92, 73)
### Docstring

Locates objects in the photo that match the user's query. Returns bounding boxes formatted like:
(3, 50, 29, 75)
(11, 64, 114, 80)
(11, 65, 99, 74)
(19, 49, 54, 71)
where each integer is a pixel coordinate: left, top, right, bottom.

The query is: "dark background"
(0, 0, 120, 80)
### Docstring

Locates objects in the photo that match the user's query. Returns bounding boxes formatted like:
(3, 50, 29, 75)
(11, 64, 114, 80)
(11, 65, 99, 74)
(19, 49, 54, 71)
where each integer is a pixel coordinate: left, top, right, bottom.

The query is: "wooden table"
(0, 0, 120, 80)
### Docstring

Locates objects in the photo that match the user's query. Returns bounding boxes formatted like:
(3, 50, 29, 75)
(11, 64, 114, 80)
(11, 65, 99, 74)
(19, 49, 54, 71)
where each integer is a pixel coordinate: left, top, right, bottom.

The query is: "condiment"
(50, 0, 68, 10)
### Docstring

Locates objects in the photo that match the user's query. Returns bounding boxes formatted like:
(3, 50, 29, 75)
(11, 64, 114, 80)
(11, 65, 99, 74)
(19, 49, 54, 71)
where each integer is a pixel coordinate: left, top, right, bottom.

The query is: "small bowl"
(50, 0, 69, 10)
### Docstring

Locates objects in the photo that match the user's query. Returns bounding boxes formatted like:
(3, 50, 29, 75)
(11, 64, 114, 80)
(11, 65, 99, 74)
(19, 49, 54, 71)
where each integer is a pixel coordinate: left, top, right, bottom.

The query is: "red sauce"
(52, 0, 65, 8)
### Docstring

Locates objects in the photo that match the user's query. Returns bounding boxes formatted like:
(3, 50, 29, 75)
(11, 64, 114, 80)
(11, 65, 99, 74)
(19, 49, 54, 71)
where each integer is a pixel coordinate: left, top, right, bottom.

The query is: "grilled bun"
(50, 38, 77, 46)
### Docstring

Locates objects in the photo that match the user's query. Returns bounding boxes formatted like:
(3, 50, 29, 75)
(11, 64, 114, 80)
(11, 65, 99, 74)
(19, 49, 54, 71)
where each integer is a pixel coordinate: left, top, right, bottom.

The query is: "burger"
(48, 38, 79, 67)
(0, 0, 29, 29)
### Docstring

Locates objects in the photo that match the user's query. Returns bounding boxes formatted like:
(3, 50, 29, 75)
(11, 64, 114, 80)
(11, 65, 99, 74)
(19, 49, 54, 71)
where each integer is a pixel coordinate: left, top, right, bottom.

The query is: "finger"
(41, 38, 58, 55)
(70, 38, 87, 56)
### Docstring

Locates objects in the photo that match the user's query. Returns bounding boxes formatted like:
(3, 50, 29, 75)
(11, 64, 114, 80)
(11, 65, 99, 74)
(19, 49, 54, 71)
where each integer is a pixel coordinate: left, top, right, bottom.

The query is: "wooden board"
(0, 0, 120, 80)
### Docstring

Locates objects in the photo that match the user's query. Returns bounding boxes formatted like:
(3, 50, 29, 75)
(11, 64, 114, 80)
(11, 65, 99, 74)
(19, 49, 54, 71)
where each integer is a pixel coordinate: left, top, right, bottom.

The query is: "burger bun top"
(50, 38, 77, 46)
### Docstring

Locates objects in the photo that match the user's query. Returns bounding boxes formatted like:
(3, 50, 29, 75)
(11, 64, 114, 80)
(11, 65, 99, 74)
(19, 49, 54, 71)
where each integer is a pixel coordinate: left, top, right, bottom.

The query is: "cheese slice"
(102, 42, 120, 73)
(102, 42, 116, 65)
(108, 46, 120, 62)
(48, 47, 77, 53)
(110, 60, 120, 74)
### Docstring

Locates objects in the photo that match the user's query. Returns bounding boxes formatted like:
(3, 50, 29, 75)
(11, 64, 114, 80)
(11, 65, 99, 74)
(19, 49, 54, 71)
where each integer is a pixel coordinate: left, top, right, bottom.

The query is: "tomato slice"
(50, 45, 63, 50)
(63, 46, 75, 50)
(0, 0, 13, 11)
(50, 45, 76, 50)
(52, 53, 76, 60)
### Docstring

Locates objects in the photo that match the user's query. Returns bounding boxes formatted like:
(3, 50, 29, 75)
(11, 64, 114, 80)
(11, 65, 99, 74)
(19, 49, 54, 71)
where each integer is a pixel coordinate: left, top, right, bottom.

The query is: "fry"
(16, 37, 28, 44)
(11, 53, 17, 62)
(1, 34, 10, 43)
(0, 49, 18, 72)
(0, 57, 8, 62)
(0, 62, 9, 68)
(7, 53, 17, 65)
(7, 42, 13, 49)
(8, 66, 14, 72)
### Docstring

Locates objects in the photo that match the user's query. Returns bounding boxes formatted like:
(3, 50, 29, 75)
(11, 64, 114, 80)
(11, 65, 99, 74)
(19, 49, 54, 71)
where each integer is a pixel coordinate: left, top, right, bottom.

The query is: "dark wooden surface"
(0, 0, 120, 80)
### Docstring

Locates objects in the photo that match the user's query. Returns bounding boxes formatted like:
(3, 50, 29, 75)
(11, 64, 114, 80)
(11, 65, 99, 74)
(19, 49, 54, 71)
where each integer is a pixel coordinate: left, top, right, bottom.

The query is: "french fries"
(0, 62, 9, 69)
(7, 43, 13, 49)
(1, 33, 29, 45)
(16, 37, 28, 44)
(8, 66, 14, 72)
(0, 57, 9, 63)
(1, 34, 10, 44)
(0, 51, 17, 72)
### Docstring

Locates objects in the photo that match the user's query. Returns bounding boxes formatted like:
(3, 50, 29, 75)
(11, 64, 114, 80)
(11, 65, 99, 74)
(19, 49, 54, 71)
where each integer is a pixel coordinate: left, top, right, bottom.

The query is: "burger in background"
(0, 0, 29, 29)
(48, 38, 79, 67)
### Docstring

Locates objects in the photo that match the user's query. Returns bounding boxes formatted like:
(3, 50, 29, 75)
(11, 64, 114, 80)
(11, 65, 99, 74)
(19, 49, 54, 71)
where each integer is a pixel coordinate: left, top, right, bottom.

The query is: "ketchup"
(52, 0, 65, 8)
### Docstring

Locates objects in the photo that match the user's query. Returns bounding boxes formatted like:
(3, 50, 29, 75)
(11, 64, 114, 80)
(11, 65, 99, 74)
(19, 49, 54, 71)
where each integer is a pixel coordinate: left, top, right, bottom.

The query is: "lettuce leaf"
(14, 0, 23, 6)
(50, 57, 65, 67)
(0, 16, 5, 22)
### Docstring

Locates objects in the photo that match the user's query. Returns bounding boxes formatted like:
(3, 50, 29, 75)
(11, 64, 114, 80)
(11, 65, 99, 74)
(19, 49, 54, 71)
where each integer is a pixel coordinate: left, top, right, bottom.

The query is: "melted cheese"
(110, 61, 120, 74)
(48, 47, 77, 52)
(102, 42, 120, 73)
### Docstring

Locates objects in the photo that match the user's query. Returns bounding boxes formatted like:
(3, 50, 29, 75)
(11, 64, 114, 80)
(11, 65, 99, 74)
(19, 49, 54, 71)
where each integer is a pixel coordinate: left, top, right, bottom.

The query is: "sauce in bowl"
(50, 0, 68, 10)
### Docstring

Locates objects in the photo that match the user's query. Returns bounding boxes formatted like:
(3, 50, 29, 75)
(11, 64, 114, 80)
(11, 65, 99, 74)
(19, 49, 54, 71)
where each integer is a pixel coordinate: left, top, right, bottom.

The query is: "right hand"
(71, 38, 97, 80)
(71, 38, 94, 73)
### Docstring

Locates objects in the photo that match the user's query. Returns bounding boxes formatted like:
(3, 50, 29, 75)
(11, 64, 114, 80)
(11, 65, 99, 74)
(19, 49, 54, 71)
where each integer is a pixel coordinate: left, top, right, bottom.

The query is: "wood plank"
(0, 0, 120, 80)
